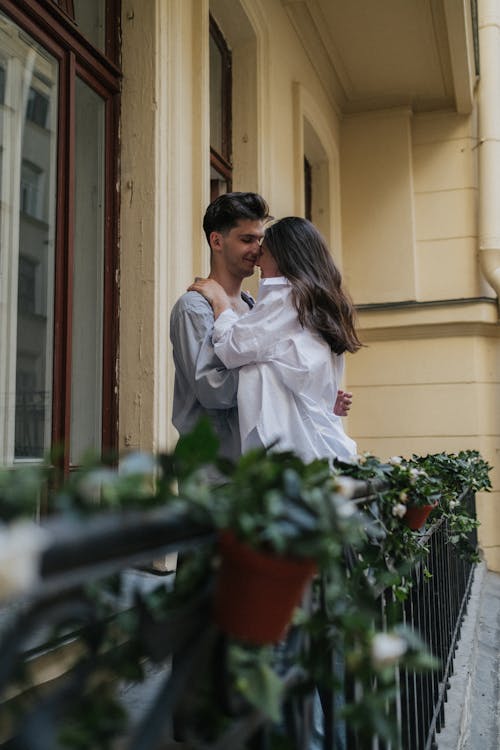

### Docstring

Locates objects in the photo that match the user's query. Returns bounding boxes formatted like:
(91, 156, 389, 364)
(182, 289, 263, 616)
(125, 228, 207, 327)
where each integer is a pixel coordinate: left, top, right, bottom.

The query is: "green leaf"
(173, 417, 220, 476)
(235, 660, 284, 723)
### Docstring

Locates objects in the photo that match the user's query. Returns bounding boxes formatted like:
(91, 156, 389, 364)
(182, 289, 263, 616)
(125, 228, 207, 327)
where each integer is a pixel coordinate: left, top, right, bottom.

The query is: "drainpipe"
(478, 0, 500, 300)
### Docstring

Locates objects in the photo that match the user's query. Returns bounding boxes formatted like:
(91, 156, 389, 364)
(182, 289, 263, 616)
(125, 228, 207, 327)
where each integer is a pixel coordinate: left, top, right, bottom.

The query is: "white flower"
(392, 503, 407, 518)
(449, 500, 458, 510)
(388, 456, 403, 465)
(409, 467, 422, 485)
(335, 497, 356, 518)
(371, 632, 408, 669)
(119, 452, 156, 477)
(334, 476, 356, 499)
(0, 521, 50, 601)
(399, 491, 408, 503)
(79, 468, 118, 503)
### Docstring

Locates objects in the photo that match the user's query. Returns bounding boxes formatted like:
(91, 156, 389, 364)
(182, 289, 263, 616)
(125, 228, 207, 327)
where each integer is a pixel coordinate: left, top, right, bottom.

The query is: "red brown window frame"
(210, 14, 232, 192)
(304, 156, 312, 221)
(0, 0, 121, 473)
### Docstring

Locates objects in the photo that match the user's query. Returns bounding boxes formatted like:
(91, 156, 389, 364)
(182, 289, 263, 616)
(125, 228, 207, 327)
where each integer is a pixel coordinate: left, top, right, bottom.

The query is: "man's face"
(211, 219, 265, 279)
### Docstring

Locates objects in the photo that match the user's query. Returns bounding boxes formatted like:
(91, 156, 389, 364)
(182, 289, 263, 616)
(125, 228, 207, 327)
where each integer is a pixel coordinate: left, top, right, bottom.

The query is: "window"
(26, 86, 49, 128)
(0, 0, 120, 471)
(73, 0, 106, 53)
(20, 160, 43, 219)
(17, 256, 38, 315)
(210, 15, 232, 200)
(0, 65, 5, 104)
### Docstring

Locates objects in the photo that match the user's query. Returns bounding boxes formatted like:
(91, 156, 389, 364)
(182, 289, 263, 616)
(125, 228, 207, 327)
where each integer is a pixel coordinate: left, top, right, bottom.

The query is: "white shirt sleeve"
(212, 308, 260, 368)
(212, 288, 293, 368)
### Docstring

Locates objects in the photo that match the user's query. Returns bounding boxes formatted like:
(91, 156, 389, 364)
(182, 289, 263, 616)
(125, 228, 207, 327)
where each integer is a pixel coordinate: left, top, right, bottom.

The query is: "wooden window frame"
(0, 0, 121, 473)
(210, 14, 232, 193)
(304, 156, 312, 222)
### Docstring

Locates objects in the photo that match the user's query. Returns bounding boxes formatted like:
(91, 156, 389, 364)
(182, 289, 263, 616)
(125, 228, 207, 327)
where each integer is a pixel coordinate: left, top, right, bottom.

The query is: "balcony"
(0, 431, 491, 749)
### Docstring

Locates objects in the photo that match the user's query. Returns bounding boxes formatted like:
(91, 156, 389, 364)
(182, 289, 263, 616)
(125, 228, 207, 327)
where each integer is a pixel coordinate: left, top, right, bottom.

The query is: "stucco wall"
(342, 106, 500, 569)
(412, 111, 484, 300)
(120, 0, 210, 454)
(120, 0, 343, 453)
(119, 0, 500, 568)
(341, 108, 417, 304)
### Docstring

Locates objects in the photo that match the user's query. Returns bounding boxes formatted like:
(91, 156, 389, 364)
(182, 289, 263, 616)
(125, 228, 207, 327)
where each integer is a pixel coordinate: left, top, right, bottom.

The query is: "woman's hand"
(334, 389, 353, 417)
(188, 278, 230, 319)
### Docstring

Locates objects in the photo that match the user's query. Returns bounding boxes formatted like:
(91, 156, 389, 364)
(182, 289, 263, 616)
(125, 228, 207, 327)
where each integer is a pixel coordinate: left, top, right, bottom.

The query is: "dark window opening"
(18, 256, 38, 315)
(210, 14, 232, 199)
(26, 87, 49, 128)
(0, 65, 5, 104)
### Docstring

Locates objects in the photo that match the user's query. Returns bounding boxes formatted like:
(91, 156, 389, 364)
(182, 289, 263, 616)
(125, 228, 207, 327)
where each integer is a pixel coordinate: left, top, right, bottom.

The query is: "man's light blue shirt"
(169, 290, 253, 461)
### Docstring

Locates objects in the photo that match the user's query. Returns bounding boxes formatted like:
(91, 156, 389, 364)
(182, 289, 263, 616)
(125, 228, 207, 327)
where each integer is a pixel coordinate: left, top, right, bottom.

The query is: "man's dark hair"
(203, 192, 269, 244)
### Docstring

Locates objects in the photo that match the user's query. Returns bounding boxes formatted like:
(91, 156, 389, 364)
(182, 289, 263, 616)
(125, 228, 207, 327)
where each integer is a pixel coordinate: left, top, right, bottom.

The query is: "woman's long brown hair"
(264, 217, 362, 354)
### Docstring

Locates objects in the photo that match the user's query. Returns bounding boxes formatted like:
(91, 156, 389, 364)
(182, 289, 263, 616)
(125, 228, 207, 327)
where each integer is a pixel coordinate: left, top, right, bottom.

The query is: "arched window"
(209, 15, 232, 200)
(0, 0, 120, 474)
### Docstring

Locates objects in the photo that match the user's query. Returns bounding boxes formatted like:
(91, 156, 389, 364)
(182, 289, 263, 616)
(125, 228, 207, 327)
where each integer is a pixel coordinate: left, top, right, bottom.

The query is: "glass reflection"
(0, 11, 58, 462)
(70, 77, 104, 463)
(73, 0, 106, 53)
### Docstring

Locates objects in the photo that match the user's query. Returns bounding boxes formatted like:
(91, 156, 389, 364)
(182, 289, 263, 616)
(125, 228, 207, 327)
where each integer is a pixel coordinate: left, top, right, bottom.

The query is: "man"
(170, 191, 353, 460)
(170, 192, 270, 461)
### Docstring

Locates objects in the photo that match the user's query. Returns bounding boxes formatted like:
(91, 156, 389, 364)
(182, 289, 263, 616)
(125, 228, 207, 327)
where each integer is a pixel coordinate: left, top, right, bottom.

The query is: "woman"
(188, 217, 361, 462)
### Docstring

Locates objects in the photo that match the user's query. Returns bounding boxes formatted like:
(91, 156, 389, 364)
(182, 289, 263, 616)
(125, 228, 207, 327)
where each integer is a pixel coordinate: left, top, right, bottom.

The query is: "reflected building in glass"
(0, 17, 57, 462)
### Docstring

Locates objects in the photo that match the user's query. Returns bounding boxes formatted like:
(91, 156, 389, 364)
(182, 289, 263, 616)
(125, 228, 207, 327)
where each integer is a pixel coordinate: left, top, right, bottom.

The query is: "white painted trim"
(239, 0, 272, 199)
(161, 0, 211, 451)
(292, 81, 342, 264)
(443, 0, 476, 114)
(477, 0, 500, 303)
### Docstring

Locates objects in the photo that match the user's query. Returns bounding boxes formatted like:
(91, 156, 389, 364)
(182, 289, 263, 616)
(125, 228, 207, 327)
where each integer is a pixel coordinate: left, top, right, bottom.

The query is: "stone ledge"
(436, 562, 490, 748)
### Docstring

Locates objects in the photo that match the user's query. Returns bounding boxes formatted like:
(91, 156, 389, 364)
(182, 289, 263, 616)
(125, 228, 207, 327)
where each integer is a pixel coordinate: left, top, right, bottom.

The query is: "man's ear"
(209, 231, 223, 253)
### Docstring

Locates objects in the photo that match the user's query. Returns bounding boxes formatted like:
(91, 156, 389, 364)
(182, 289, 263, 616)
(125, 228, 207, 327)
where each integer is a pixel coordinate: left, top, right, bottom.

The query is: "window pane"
(210, 165, 228, 202)
(73, 0, 106, 53)
(0, 12, 58, 462)
(0, 65, 5, 104)
(210, 32, 223, 155)
(70, 77, 105, 463)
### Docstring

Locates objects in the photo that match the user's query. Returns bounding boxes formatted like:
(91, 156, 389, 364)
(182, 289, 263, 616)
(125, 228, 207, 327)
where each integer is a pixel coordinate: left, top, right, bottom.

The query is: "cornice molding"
(280, 0, 346, 114)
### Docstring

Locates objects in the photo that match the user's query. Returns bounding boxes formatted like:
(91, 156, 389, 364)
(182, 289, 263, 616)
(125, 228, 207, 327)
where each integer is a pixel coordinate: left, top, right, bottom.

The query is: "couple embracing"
(170, 192, 360, 466)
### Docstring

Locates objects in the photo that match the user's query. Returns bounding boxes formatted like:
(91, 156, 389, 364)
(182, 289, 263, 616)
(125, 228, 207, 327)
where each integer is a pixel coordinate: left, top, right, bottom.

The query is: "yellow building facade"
(1, 2, 497, 567)
(118, 0, 499, 569)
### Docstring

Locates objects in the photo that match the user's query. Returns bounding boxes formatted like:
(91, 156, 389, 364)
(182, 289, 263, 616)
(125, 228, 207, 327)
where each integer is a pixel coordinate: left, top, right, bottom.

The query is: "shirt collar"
(258, 276, 289, 288)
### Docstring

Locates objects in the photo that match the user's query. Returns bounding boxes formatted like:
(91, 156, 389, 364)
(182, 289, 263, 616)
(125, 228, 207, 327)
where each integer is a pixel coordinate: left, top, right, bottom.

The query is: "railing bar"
(41, 512, 215, 575)
(128, 625, 217, 750)
(0, 482, 480, 749)
(423, 560, 477, 750)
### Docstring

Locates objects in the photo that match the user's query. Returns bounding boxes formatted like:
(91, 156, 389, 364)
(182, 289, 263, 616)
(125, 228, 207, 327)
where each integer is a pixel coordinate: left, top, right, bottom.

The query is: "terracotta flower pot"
(213, 530, 317, 645)
(403, 504, 436, 531)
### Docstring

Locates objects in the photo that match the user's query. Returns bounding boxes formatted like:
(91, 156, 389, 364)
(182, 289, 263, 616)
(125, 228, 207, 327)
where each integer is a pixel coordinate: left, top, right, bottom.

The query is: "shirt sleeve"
(170, 294, 239, 409)
(212, 291, 289, 368)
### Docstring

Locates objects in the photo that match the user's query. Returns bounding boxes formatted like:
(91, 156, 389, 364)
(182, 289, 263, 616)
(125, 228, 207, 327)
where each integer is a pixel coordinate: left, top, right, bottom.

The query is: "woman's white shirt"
(212, 277, 357, 462)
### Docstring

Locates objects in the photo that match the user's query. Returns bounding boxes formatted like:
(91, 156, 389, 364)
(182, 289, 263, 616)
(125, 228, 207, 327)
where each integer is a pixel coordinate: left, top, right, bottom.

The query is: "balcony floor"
(437, 563, 500, 749)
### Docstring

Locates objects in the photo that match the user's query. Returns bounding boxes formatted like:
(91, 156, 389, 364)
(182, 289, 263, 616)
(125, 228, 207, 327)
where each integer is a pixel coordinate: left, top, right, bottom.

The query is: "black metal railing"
(306, 488, 478, 750)
(0, 486, 478, 750)
(398, 489, 477, 750)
